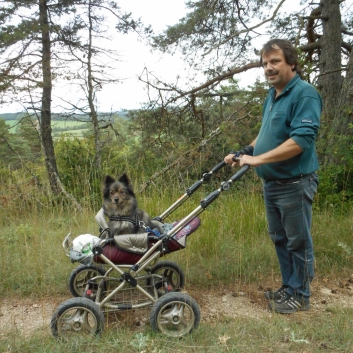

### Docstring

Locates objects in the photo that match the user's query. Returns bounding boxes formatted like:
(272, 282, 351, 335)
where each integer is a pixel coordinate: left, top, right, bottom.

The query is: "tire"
(68, 265, 106, 298)
(51, 297, 105, 339)
(149, 261, 185, 297)
(150, 292, 201, 337)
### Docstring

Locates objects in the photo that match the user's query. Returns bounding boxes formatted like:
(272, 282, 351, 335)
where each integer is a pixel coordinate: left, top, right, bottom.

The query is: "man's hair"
(260, 39, 302, 78)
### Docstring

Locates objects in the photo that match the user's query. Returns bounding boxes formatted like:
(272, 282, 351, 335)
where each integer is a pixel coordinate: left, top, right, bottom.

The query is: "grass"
(1, 183, 353, 294)
(52, 129, 88, 139)
(2, 308, 353, 352)
(1, 183, 353, 352)
(4, 119, 88, 136)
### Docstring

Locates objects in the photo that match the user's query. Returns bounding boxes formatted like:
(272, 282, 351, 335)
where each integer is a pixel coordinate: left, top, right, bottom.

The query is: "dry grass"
(1, 175, 353, 352)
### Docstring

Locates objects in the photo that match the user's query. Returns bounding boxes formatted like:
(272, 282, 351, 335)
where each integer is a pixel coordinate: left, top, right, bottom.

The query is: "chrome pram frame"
(51, 162, 250, 339)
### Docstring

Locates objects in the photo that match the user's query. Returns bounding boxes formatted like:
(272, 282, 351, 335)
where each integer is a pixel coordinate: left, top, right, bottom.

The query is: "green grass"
(51, 121, 87, 129)
(4, 119, 88, 135)
(1, 187, 353, 351)
(1, 188, 353, 295)
(52, 129, 88, 138)
(2, 308, 353, 352)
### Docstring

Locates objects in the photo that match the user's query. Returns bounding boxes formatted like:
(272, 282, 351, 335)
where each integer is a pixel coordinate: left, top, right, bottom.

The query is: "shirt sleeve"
(289, 94, 321, 151)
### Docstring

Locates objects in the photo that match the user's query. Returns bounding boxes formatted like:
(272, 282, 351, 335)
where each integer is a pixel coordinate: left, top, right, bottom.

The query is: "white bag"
(72, 234, 100, 255)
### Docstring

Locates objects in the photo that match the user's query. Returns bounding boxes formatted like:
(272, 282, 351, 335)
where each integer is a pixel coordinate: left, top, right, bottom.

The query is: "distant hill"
(0, 111, 128, 121)
(0, 113, 27, 120)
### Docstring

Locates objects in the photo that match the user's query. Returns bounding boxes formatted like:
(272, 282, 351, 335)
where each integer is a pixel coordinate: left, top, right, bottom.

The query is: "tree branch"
(138, 108, 251, 193)
(140, 61, 261, 104)
(202, 0, 287, 56)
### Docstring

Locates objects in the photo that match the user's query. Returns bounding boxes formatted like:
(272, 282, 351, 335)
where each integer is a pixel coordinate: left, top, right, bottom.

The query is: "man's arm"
(240, 138, 302, 167)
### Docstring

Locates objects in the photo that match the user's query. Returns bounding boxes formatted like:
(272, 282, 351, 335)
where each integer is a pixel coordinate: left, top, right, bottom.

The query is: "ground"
(1, 275, 353, 339)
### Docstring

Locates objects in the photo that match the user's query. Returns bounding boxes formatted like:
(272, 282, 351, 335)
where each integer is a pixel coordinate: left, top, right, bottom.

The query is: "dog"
(102, 174, 163, 236)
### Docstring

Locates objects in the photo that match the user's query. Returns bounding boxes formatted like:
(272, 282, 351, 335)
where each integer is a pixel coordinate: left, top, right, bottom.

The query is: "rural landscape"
(1, 0, 353, 352)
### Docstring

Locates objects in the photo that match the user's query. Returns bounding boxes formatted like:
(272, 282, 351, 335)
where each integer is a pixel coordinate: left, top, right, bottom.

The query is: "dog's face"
(103, 174, 137, 216)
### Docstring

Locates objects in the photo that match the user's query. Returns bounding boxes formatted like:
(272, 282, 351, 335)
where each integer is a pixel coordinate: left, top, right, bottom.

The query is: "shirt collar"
(269, 73, 300, 98)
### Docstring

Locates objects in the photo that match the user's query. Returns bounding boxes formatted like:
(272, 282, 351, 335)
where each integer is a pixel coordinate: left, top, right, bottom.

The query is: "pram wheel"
(149, 261, 185, 297)
(150, 292, 200, 337)
(68, 265, 106, 298)
(51, 297, 104, 339)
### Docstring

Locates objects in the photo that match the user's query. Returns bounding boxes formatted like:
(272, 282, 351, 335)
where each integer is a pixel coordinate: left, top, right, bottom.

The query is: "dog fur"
(103, 174, 162, 236)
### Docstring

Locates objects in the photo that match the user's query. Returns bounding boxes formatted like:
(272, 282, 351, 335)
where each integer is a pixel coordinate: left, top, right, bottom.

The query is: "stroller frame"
(51, 163, 249, 338)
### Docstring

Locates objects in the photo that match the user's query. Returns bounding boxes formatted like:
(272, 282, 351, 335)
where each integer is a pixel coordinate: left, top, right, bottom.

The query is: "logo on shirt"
(301, 119, 312, 123)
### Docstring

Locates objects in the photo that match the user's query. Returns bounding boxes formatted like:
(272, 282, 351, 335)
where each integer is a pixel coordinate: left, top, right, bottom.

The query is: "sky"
(92, 0, 194, 112)
(0, 0, 294, 114)
(0, 0, 196, 113)
(90, 0, 265, 112)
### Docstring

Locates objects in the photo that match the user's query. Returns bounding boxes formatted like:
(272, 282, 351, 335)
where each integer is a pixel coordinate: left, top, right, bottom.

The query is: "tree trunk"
(87, 0, 101, 171)
(330, 47, 353, 154)
(317, 0, 343, 141)
(39, 0, 60, 194)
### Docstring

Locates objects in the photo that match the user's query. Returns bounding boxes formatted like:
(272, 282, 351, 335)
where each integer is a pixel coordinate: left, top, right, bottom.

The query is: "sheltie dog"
(102, 174, 163, 236)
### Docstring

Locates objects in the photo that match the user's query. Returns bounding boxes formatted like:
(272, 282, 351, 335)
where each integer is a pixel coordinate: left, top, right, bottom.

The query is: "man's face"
(262, 46, 295, 93)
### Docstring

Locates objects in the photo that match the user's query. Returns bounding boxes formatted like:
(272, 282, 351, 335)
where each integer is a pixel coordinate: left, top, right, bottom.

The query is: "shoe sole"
(268, 302, 310, 314)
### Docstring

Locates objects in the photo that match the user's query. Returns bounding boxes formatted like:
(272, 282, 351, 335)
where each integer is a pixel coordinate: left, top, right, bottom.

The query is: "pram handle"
(202, 160, 227, 181)
(230, 164, 250, 182)
(164, 164, 250, 237)
(188, 160, 227, 193)
(200, 164, 250, 208)
(211, 160, 227, 173)
(155, 160, 228, 221)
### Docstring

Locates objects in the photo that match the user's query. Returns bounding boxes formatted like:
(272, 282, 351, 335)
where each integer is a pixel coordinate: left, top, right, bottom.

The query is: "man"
(224, 39, 321, 314)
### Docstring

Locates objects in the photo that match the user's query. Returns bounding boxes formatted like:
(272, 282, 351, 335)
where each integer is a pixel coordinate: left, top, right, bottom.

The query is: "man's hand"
(224, 153, 237, 167)
(239, 155, 261, 167)
(225, 154, 261, 168)
(224, 144, 255, 167)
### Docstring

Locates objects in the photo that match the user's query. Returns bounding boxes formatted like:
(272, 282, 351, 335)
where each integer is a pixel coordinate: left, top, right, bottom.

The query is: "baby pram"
(51, 162, 249, 338)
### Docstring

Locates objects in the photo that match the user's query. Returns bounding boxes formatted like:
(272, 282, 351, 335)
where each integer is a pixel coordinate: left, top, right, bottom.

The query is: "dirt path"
(1, 276, 353, 339)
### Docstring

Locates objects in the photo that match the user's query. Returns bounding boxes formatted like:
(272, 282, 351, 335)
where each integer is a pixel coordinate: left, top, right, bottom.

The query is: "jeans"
(263, 173, 318, 298)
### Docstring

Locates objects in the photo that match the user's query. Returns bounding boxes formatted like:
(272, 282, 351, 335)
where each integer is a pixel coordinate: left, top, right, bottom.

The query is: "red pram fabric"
(95, 217, 201, 265)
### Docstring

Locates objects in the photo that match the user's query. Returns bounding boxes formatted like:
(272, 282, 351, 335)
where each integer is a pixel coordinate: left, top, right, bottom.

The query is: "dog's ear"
(104, 175, 115, 186)
(118, 173, 131, 186)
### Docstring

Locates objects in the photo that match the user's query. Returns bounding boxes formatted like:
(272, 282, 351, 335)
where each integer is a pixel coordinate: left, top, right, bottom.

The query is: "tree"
(0, 0, 150, 197)
(146, 0, 353, 162)
(0, 1, 82, 194)
(57, 0, 150, 172)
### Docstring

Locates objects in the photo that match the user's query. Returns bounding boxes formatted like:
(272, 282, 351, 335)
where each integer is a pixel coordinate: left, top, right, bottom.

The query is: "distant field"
(52, 129, 88, 138)
(4, 119, 88, 136)
(51, 120, 88, 129)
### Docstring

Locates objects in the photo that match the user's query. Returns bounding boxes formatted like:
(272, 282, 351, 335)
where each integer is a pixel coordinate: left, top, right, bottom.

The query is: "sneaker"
(264, 285, 287, 300)
(268, 292, 310, 314)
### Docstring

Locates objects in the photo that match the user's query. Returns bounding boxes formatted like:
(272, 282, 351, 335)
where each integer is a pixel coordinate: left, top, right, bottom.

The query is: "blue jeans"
(263, 173, 318, 298)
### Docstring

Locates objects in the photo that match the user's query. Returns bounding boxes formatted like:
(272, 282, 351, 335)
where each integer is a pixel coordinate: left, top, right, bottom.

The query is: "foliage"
(152, 0, 275, 70)
(317, 161, 353, 210)
(0, 0, 353, 212)
(16, 115, 42, 156)
(54, 135, 101, 206)
(0, 115, 43, 170)
(126, 79, 265, 183)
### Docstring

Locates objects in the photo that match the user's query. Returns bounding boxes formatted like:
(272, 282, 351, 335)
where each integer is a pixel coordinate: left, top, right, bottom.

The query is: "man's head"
(260, 39, 302, 93)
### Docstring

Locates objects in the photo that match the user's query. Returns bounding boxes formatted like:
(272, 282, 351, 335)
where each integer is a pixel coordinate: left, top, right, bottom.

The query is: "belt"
(263, 173, 314, 183)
